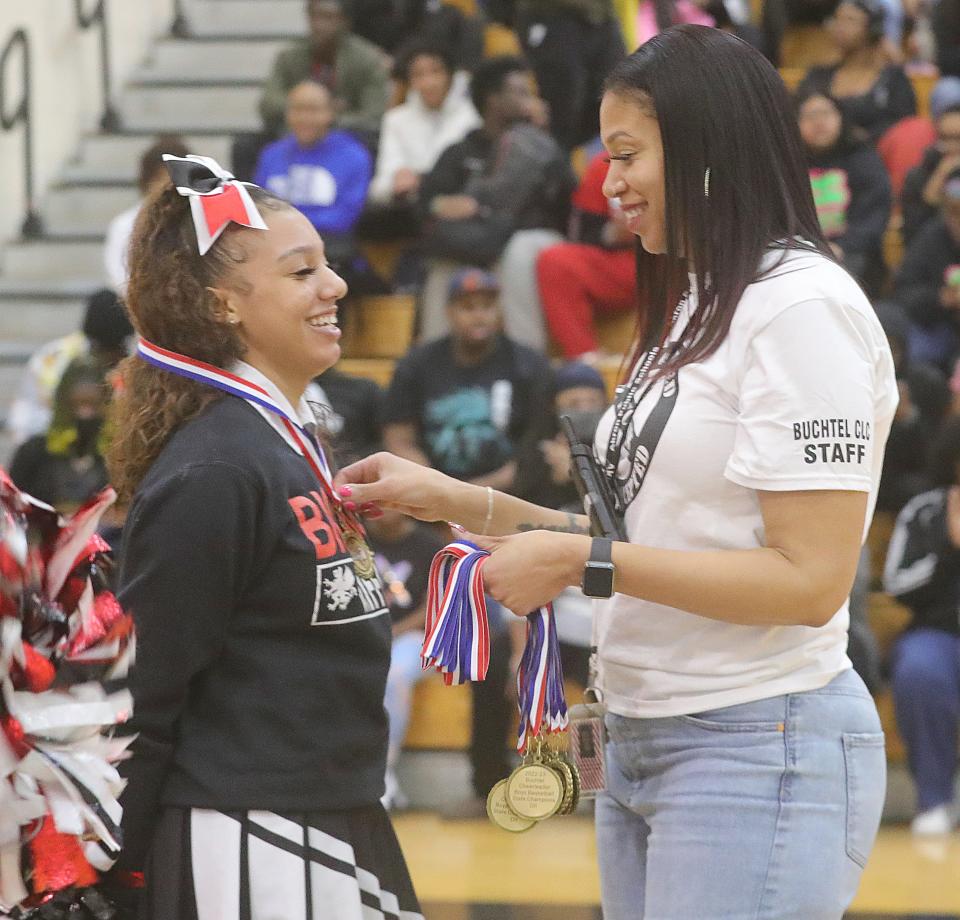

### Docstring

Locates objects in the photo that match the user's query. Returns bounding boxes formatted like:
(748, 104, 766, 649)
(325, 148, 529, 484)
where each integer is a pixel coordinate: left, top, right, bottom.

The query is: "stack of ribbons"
(0, 471, 135, 918)
(421, 540, 568, 752)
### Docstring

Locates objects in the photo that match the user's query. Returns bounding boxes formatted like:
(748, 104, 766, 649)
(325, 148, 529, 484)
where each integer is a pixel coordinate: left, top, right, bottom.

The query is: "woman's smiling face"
(600, 90, 667, 255)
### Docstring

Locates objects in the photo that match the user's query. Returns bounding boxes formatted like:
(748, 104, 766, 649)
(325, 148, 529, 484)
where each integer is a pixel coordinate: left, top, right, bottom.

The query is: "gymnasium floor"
(393, 814, 960, 919)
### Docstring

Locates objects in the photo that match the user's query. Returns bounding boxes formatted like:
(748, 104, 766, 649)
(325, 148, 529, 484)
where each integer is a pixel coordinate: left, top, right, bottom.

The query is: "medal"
(547, 751, 580, 816)
(486, 780, 536, 833)
(344, 529, 377, 580)
(505, 742, 565, 821)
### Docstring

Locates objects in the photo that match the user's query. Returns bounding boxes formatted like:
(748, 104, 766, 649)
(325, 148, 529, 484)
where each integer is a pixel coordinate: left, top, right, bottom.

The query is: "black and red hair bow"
(162, 154, 268, 255)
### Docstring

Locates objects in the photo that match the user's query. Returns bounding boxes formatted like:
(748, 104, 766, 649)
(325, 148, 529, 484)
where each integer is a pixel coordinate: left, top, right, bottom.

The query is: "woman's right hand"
(333, 451, 461, 523)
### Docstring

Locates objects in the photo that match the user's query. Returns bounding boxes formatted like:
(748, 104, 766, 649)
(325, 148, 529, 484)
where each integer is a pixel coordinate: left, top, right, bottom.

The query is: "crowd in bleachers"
(6, 0, 960, 833)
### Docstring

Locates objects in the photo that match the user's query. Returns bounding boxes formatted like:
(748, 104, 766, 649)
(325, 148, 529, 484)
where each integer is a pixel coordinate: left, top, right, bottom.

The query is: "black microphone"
(559, 414, 626, 542)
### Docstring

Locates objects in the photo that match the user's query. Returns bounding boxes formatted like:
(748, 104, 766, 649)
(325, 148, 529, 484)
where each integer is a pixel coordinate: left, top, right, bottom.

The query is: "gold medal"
(486, 779, 536, 832)
(343, 528, 377, 580)
(505, 760, 565, 821)
(566, 756, 581, 814)
(547, 753, 573, 815)
(552, 753, 582, 816)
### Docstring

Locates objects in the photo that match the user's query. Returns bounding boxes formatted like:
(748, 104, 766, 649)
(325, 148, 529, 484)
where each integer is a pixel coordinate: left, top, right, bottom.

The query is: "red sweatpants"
(536, 243, 637, 358)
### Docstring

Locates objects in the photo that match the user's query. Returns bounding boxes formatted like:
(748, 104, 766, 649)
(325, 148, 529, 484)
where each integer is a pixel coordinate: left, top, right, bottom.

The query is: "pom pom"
(29, 816, 98, 894)
(0, 478, 134, 915)
(11, 643, 56, 692)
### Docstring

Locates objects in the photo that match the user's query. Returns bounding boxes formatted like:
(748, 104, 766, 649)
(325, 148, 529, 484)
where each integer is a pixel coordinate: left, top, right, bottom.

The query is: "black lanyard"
(602, 296, 688, 514)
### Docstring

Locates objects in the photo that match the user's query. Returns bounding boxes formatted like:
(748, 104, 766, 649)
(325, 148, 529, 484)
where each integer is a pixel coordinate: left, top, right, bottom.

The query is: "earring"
(704, 167, 711, 199)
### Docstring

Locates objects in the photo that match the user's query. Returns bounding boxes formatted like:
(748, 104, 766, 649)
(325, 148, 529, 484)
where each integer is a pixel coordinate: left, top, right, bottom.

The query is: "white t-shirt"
(592, 247, 898, 718)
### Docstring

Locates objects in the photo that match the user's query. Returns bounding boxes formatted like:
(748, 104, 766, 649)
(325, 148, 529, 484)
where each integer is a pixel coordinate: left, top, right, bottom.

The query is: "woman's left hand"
(464, 529, 588, 617)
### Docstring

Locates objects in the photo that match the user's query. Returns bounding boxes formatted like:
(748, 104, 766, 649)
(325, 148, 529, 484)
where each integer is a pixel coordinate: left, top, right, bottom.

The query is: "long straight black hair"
(604, 25, 834, 380)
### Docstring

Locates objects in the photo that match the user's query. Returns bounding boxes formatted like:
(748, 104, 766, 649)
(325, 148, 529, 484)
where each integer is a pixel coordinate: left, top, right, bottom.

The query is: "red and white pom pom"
(0, 475, 135, 914)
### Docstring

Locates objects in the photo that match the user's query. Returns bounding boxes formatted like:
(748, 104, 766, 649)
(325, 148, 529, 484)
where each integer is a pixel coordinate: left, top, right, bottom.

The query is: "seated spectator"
(384, 267, 553, 488)
(363, 40, 480, 239)
(403, 0, 486, 70)
(875, 300, 952, 513)
(368, 507, 446, 810)
(104, 135, 188, 292)
(515, 360, 609, 525)
(382, 267, 552, 816)
(348, 0, 485, 68)
(6, 288, 132, 448)
(883, 416, 960, 836)
(418, 56, 575, 346)
(311, 365, 385, 465)
(233, 0, 389, 179)
(515, 0, 626, 150)
(893, 171, 960, 372)
(255, 79, 375, 293)
(797, 88, 891, 293)
(797, 0, 916, 143)
(901, 104, 960, 245)
(536, 150, 637, 361)
(9, 356, 111, 515)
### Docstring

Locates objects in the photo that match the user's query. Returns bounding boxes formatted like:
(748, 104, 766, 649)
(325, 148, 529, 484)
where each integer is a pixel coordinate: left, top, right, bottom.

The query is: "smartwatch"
(581, 537, 616, 599)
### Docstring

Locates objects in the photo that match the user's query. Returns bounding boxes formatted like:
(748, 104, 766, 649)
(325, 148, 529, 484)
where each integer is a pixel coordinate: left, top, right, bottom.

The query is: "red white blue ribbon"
(515, 605, 568, 753)
(422, 541, 490, 685)
(423, 540, 567, 752)
(136, 338, 334, 491)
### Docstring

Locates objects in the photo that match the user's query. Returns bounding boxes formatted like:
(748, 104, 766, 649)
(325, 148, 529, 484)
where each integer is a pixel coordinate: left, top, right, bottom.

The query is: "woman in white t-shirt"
(334, 25, 897, 920)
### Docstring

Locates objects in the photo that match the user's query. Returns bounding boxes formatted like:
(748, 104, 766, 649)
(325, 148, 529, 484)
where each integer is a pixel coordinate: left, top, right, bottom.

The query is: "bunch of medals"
(422, 539, 573, 831)
(487, 736, 580, 832)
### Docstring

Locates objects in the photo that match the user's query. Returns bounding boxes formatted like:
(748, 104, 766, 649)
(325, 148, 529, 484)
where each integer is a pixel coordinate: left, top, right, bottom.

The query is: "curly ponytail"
(107, 180, 290, 502)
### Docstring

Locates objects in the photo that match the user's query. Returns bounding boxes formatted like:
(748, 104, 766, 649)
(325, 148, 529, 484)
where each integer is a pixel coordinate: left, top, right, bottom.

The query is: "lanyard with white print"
(136, 338, 343, 507)
(602, 295, 689, 514)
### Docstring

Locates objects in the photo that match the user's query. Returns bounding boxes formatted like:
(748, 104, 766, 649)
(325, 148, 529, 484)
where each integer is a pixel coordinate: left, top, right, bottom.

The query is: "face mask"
(561, 408, 606, 445)
(73, 417, 103, 452)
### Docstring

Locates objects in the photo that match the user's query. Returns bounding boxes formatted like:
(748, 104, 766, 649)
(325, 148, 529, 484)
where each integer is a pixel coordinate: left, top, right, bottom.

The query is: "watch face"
(583, 564, 615, 598)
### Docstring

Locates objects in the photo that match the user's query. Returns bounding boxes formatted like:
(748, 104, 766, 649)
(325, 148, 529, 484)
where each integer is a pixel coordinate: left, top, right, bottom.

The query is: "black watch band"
(581, 537, 615, 599)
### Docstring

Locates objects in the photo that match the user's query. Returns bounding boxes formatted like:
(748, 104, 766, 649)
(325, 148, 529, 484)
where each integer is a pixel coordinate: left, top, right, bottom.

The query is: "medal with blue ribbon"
(423, 540, 579, 829)
(422, 540, 568, 749)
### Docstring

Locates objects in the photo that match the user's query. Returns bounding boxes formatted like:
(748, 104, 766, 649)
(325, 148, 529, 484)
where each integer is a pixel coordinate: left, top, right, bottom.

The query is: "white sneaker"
(910, 804, 955, 836)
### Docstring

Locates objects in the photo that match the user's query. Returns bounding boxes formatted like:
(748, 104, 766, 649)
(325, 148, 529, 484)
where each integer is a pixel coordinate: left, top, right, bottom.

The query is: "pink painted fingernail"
(338, 485, 353, 497)
(359, 502, 377, 512)
(343, 500, 358, 511)
(364, 507, 384, 519)
(447, 521, 466, 532)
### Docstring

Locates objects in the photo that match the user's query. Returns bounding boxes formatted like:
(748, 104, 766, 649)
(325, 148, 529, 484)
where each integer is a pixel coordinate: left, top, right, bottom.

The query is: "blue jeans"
(596, 669, 885, 920)
(891, 627, 960, 813)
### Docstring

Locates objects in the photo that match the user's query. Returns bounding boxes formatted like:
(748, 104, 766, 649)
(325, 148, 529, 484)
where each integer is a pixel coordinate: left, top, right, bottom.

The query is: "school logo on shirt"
(424, 384, 513, 477)
(288, 490, 388, 626)
(267, 166, 337, 206)
(793, 417, 871, 464)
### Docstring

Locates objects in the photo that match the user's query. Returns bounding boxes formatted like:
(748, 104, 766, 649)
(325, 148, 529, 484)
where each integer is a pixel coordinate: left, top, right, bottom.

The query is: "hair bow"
(162, 153, 269, 255)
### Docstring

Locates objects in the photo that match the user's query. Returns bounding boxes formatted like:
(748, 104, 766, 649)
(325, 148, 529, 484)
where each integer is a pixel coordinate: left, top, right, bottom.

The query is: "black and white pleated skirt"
(139, 805, 424, 920)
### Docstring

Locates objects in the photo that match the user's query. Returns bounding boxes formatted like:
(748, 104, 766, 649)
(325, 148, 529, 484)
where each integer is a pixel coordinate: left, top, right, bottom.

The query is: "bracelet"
(482, 486, 494, 536)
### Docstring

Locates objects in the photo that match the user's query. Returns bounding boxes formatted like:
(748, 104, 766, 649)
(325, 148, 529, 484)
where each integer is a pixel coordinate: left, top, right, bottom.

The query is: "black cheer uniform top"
(115, 390, 391, 871)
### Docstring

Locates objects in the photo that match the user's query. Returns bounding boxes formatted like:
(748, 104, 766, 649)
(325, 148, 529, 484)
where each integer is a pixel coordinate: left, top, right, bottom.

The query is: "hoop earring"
(704, 167, 711, 199)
